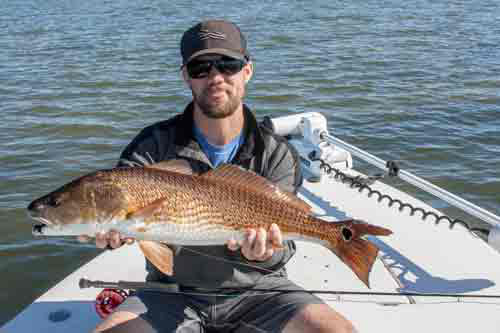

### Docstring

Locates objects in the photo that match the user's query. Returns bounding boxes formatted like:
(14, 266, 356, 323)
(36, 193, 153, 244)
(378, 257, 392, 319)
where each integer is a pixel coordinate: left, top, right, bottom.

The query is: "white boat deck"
(4, 169, 500, 332)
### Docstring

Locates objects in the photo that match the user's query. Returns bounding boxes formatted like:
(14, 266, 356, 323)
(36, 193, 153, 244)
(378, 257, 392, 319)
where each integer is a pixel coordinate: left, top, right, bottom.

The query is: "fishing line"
(180, 245, 279, 275)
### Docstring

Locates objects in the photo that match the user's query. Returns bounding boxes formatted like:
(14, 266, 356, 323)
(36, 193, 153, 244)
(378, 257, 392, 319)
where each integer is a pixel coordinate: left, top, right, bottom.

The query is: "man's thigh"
(94, 311, 154, 333)
(109, 290, 204, 333)
(216, 275, 325, 333)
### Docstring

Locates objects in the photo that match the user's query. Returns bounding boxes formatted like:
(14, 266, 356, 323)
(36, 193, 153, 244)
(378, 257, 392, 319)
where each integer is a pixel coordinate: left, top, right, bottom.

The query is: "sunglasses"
(186, 57, 247, 79)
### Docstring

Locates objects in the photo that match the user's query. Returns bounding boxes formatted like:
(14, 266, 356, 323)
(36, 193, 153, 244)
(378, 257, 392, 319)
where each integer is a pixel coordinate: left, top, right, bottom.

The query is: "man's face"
(183, 55, 253, 119)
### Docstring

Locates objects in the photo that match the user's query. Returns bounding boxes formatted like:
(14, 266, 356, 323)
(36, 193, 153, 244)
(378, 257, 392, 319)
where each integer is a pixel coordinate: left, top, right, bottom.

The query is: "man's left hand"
(227, 223, 283, 261)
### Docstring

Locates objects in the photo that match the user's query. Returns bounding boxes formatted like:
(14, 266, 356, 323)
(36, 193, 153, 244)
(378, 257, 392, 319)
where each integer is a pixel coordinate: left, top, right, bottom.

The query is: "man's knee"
(283, 304, 357, 333)
(93, 311, 154, 333)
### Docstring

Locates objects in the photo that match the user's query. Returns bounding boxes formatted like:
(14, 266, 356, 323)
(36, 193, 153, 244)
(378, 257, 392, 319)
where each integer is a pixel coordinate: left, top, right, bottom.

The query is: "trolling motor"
(267, 112, 352, 182)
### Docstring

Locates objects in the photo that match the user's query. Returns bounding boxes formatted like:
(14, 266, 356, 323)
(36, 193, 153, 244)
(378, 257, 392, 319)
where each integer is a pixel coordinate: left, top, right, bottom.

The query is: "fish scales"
(87, 168, 359, 246)
(82, 169, 227, 243)
(95, 168, 326, 242)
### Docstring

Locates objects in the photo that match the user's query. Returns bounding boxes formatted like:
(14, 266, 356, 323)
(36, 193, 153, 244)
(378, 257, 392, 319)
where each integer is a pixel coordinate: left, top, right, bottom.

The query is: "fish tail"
(318, 218, 392, 288)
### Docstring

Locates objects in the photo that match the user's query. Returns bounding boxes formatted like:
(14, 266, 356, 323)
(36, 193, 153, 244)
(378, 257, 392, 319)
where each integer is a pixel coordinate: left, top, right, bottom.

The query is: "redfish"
(27, 160, 392, 287)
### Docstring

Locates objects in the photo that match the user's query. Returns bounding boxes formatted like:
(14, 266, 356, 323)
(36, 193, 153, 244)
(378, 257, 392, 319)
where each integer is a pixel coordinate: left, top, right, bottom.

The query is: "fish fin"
(202, 164, 311, 213)
(127, 197, 168, 220)
(322, 219, 392, 288)
(138, 241, 174, 276)
(146, 159, 196, 175)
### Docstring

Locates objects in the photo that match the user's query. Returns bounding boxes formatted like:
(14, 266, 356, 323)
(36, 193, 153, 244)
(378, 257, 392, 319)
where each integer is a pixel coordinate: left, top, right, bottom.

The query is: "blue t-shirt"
(193, 125, 244, 167)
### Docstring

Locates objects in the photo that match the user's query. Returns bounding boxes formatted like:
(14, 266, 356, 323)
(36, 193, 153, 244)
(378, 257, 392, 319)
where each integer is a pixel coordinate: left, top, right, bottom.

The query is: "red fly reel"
(95, 288, 129, 318)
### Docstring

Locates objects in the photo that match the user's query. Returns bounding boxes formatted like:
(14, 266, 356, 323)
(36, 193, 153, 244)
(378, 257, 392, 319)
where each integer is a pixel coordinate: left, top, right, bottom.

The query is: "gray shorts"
(116, 275, 324, 333)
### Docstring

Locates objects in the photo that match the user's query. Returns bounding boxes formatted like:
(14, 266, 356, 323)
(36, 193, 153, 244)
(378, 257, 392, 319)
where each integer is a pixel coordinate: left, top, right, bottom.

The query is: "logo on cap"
(199, 29, 226, 40)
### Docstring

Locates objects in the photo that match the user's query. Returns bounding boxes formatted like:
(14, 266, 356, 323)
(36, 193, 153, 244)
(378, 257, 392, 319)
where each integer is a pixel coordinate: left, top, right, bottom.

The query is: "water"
(1, 0, 499, 325)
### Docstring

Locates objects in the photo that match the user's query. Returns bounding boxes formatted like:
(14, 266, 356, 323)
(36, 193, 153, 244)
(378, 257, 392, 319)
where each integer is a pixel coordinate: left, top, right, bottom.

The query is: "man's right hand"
(77, 230, 135, 249)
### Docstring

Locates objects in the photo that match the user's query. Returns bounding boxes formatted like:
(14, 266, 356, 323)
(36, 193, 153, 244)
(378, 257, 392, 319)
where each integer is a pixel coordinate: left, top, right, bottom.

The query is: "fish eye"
(47, 196, 61, 207)
(341, 227, 353, 242)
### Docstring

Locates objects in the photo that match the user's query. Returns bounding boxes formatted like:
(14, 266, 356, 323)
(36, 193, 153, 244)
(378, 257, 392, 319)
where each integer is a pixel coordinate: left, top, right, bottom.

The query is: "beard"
(192, 86, 244, 119)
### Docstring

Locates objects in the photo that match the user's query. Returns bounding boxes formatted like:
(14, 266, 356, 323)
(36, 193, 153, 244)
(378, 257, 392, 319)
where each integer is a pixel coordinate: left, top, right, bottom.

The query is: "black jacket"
(118, 102, 302, 288)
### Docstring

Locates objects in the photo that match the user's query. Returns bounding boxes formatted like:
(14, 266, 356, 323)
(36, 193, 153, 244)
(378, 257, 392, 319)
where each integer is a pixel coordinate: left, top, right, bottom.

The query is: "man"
(91, 20, 356, 333)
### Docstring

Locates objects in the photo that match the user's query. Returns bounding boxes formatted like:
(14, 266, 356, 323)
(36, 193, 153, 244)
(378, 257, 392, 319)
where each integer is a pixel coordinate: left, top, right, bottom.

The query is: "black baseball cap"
(181, 20, 250, 65)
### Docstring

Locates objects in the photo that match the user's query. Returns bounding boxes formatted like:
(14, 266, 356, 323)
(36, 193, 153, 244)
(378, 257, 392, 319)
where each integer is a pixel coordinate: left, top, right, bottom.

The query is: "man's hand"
(77, 230, 135, 249)
(227, 223, 283, 261)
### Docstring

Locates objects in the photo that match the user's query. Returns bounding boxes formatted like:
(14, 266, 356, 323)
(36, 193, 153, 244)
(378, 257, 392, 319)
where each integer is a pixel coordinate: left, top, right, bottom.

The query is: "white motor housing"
(270, 112, 352, 182)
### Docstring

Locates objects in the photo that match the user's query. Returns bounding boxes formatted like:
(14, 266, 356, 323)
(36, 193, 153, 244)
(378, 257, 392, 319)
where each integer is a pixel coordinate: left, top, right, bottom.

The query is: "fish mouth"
(27, 212, 53, 236)
(32, 223, 47, 236)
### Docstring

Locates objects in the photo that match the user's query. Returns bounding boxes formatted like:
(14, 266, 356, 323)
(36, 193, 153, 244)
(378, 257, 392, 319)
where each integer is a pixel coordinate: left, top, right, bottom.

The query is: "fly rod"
(79, 278, 500, 299)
